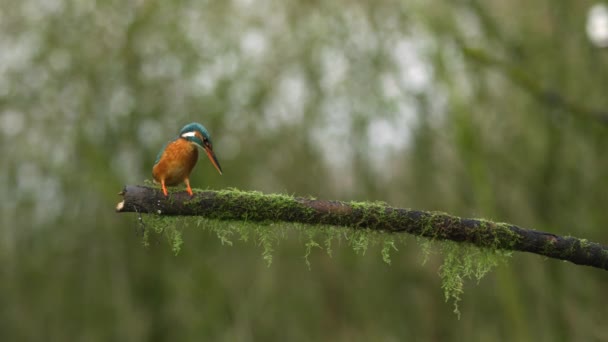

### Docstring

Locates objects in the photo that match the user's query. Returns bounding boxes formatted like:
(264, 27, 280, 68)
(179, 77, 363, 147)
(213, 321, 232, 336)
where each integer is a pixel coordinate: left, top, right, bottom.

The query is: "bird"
(152, 122, 222, 197)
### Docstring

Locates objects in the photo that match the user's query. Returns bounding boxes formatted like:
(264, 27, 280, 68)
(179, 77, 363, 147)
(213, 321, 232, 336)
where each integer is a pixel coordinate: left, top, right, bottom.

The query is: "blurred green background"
(2, 0, 608, 340)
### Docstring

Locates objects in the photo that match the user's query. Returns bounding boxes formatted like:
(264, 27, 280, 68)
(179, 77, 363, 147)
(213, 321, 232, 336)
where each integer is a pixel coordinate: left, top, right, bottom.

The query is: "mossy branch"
(116, 185, 608, 271)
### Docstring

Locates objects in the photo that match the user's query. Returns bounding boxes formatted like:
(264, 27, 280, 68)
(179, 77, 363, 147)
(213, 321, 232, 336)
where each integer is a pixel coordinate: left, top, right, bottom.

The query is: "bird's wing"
(154, 137, 178, 165)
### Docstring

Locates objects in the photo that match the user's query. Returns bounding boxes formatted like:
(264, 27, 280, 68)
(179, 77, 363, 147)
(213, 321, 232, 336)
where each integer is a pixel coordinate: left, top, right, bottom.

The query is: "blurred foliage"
(1, 0, 608, 340)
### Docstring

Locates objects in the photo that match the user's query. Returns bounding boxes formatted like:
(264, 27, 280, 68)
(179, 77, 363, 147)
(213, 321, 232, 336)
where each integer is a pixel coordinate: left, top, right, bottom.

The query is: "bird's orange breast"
(152, 138, 199, 186)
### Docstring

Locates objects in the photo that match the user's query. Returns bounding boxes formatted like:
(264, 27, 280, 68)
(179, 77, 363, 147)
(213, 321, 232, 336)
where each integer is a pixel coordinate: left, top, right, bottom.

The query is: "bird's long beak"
(204, 145, 223, 175)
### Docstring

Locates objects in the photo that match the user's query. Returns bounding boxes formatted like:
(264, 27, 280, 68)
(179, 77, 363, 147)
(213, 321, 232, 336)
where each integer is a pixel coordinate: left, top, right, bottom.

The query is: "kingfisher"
(153, 122, 222, 197)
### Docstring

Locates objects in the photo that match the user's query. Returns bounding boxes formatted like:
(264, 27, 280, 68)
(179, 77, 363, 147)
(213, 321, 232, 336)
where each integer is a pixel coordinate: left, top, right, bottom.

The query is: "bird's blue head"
(179, 122, 222, 174)
(180, 122, 212, 148)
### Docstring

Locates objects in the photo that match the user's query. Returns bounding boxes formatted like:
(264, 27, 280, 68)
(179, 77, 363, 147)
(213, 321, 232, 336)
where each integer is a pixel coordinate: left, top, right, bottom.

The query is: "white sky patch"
(381, 73, 402, 99)
(392, 38, 432, 94)
(263, 69, 308, 131)
(240, 29, 268, 59)
(368, 117, 409, 151)
(21, 0, 62, 22)
(193, 65, 219, 93)
(0, 32, 41, 74)
(0, 110, 25, 138)
(311, 97, 353, 170)
(308, 98, 358, 195)
(587, 3, 608, 47)
(366, 104, 416, 180)
(192, 53, 239, 94)
(319, 47, 349, 91)
(137, 119, 163, 149)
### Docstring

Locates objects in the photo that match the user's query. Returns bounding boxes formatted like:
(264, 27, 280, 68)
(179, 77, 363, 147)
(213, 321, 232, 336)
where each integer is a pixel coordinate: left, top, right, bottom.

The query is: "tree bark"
(116, 185, 608, 271)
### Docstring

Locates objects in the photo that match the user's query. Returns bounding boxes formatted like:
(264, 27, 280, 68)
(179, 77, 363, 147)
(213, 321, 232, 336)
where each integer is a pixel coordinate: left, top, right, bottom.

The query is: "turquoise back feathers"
(154, 140, 173, 165)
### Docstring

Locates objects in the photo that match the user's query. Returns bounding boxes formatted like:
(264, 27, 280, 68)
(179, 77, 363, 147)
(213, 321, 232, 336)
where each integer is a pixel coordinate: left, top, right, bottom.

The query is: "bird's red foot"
(185, 179, 193, 197)
(161, 181, 168, 197)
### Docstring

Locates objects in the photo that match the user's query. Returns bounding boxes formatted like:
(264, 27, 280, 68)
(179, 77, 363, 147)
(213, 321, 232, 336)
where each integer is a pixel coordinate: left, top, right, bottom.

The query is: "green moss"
(578, 238, 593, 258)
(493, 222, 521, 248)
(142, 179, 156, 187)
(170, 229, 183, 255)
(417, 236, 435, 265)
(322, 225, 343, 258)
(349, 200, 392, 230)
(303, 229, 321, 269)
(136, 188, 516, 316)
(562, 235, 578, 256)
(141, 214, 186, 255)
(254, 224, 278, 266)
(381, 236, 398, 265)
(541, 238, 557, 256)
(438, 241, 511, 318)
(210, 189, 317, 224)
(420, 211, 448, 240)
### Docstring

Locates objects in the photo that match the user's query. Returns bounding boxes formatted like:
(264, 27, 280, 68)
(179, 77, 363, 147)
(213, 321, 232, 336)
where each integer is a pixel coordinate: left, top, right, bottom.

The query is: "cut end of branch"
(116, 200, 125, 212)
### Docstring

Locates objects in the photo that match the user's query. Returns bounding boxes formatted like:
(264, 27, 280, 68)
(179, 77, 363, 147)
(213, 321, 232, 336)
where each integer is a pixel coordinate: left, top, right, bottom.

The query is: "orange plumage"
(153, 138, 199, 196)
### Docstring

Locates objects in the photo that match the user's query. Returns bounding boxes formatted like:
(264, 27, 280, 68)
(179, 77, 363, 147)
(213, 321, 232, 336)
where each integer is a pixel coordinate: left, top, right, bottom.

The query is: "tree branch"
(116, 185, 608, 271)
